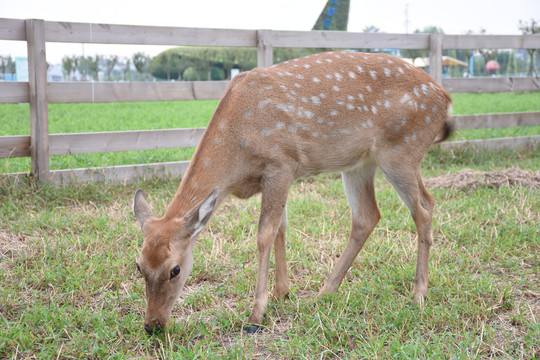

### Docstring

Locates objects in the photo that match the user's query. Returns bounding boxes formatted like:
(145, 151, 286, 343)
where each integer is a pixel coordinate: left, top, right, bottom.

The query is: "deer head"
(133, 188, 218, 334)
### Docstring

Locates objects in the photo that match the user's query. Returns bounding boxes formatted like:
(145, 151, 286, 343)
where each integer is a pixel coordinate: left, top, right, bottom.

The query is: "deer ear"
(133, 189, 155, 229)
(185, 188, 219, 238)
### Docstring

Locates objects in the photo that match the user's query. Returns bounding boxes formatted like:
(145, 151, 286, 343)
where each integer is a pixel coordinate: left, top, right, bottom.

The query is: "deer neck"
(162, 125, 230, 222)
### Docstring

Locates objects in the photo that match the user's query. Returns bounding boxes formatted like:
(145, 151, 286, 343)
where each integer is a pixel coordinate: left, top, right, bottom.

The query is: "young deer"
(133, 51, 452, 334)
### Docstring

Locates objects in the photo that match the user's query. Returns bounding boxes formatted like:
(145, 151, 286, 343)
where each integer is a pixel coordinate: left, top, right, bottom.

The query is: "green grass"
(0, 147, 538, 358)
(1, 92, 539, 173)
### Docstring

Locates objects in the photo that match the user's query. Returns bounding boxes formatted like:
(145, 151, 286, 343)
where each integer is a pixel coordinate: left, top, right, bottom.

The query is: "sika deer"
(133, 51, 453, 334)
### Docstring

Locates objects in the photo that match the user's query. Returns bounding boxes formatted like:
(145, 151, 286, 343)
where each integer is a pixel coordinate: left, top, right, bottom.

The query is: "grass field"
(0, 92, 539, 358)
(0, 91, 539, 173)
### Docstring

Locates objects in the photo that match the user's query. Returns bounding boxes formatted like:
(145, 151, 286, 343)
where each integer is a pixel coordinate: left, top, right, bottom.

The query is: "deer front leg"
(273, 207, 289, 300)
(246, 177, 291, 334)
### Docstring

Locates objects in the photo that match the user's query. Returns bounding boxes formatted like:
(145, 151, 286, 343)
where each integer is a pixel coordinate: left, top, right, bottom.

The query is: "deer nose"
(144, 322, 162, 335)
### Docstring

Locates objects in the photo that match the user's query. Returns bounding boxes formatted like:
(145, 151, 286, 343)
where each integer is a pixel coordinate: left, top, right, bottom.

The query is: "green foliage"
(148, 47, 257, 81)
(211, 66, 225, 81)
(182, 67, 199, 81)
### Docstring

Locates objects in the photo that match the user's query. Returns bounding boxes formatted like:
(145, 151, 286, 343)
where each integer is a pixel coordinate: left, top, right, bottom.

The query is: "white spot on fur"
(329, 110, 338, 117)
(311, 96, 321, 105)
(276, 122, 285, 130)
(336, 100, 344, 106)
(257, 99, 271, 109)
(245, 109, 254, 118)
(426, 116, 431, 124)
(348, 72, 356, 79)
(358, 93, 364, 101)
(325, 74, 333, 79)
(421, 84, 429, 95)
(304, 64, 311, 69)
(261, 128, 271, 137)
(384, 100, 391, 109)
(413, 86, 420, 98)
(371, 106, 377, 114)
(370, 70, 377, 80)
(300, 97, 308, 103)
(346, 103, 355, 110)
(365, 85, 372, 92)
(312, 77, 321, 83)
(335, 73, 343, 81)
(347, 95, 354, 102)
(384, 68, 391, 77)
(400, 93, 411, 104)
(333, 85, 341, 92)
(356, 65, 364, 73)
(276, 103, 295, 112)
(296, 74, 304, 80)
(294, 83, 301, 88)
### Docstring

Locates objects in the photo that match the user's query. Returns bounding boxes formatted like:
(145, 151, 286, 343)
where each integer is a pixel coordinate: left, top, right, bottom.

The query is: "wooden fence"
(1, 18, 539, 184)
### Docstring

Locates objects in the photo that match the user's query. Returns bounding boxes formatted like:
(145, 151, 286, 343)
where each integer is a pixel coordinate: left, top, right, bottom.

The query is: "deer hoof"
(244, 324, 262, 334)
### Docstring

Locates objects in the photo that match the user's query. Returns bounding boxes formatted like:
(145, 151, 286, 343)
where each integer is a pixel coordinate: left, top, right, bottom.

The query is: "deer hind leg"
(273, 206, 289, 300)
(246, 172, 293, 332)
(379, 162, 434, 305)
(317, 163, 380, 297)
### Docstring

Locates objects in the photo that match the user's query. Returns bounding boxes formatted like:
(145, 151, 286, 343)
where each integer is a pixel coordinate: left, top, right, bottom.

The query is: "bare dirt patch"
(0, 230, 28, 268)
(425, 168, 540, 190)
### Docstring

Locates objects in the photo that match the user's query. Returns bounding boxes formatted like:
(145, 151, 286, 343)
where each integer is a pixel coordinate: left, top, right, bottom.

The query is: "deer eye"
(170, 265, 180, 279)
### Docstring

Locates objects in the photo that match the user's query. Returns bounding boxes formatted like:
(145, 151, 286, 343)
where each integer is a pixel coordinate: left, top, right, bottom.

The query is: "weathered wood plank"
(443, 77, 540, 93)
(441, 135, 540, 151)
(257, 30, 274, 67)
(0, 136, 30, 158)
(49, 128, 205, 155)
(429, 34, 443, 85)
(49, 161, 190, 185)
(268, 30, 430, 49)
(44, 21, 257, 46)
(452, 112, 540, 130)
(26, 19, 50, 182)
(47, 81, 229, 103)
(0, 18, 26, 41)
(0, 82, 29, 103)
(443, 34, 540, 50)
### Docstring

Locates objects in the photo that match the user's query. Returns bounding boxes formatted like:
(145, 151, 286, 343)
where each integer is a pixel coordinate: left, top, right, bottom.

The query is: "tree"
(519, 18, 539, 76)
(86, 55, 101, 81)
(8, 57, 15, 79)
(62, 56, 75, 81)
(132, 52, 150, 79)
(123, 58, 131, 81)
(75, 56, 89, 81)
(0, 56, 9, 79)
(104, 55, 118, 81)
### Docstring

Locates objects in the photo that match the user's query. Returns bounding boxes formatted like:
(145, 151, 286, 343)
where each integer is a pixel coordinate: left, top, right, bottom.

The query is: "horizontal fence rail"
(2, 113, 538, 158)
(0, 17, 539, 184)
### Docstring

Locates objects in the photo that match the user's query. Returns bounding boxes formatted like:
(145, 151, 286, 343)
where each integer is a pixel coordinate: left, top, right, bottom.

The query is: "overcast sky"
(1, 0, 538, 64)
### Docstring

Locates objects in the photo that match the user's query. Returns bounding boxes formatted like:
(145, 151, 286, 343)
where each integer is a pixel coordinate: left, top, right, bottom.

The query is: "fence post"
(26, 19, 50, 182)
(429, 33, 443, 85)
(257, 30, 273, 68)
